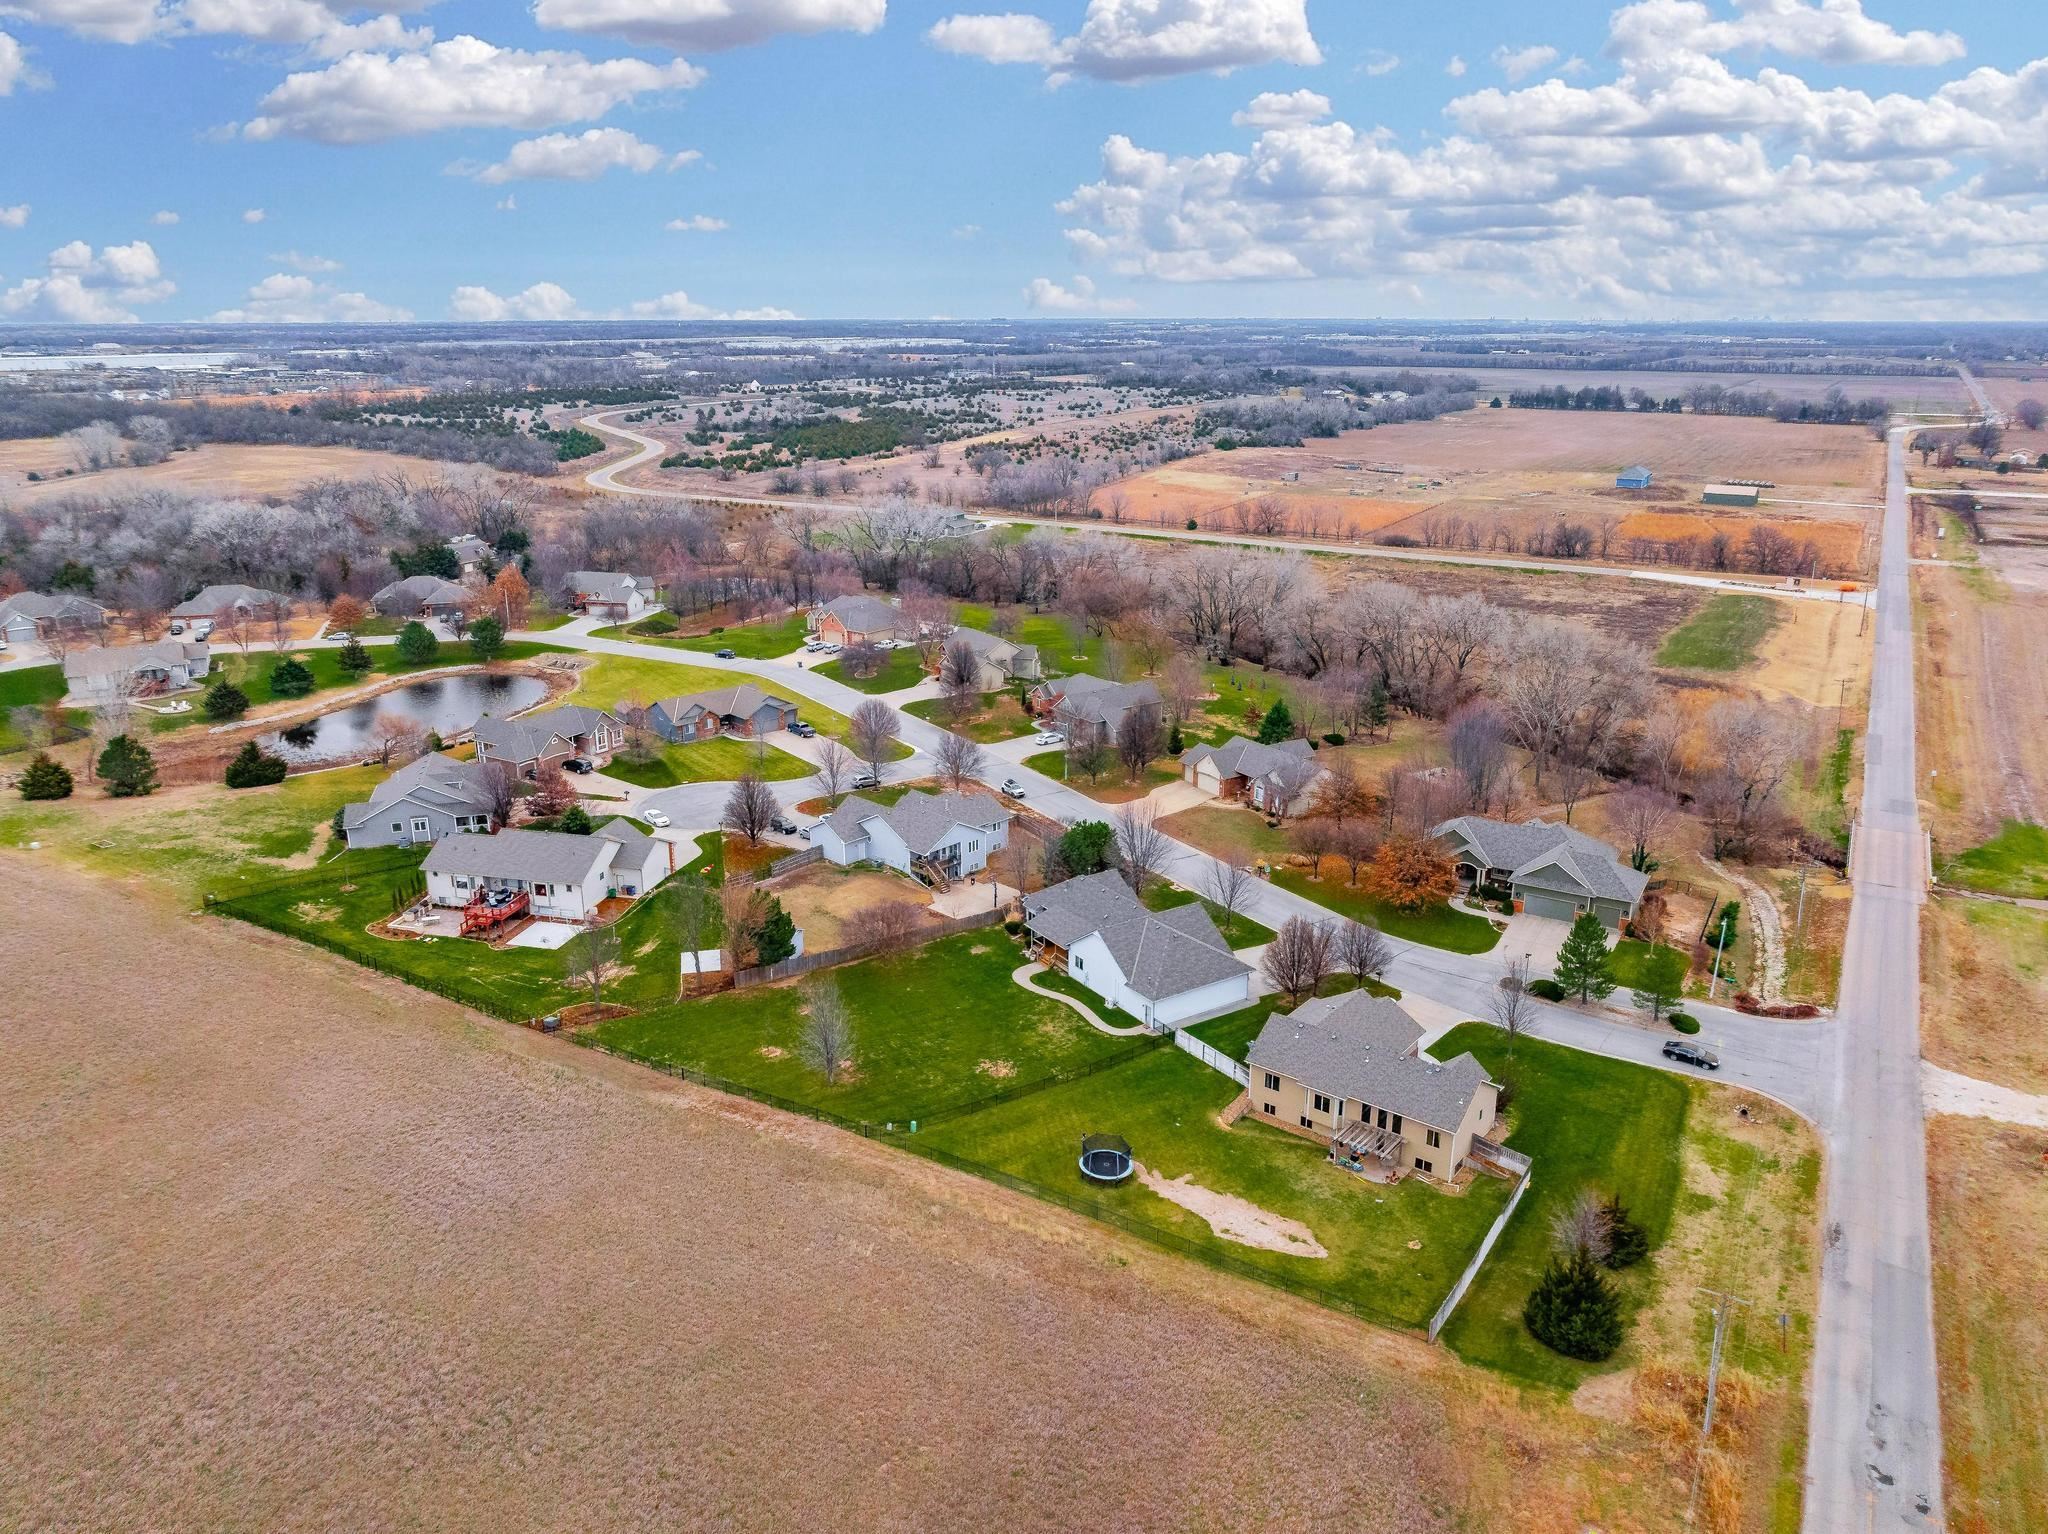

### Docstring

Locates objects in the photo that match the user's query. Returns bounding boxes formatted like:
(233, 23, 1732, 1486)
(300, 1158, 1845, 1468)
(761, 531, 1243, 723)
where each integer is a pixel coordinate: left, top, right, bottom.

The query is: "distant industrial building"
(1615, 465, 1653, 489)
(1702, 483, 1761, 507)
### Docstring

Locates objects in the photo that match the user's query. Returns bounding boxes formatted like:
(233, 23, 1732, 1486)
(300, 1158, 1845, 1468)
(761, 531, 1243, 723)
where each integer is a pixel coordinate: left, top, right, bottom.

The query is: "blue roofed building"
(1616, 465, 1653, 489)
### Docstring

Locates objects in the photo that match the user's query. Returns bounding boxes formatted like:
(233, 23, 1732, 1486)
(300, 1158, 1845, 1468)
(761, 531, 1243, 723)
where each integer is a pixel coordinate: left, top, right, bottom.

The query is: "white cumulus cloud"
(532, 0, 884, 52)
(210, 270, 412, 322)
(0, 0, 165, 44)
(449, 281, 584, 321)
(242, 35, 703, 144)
(0, 26, 30, 92)
(930, 0, 1319, 84)
(1444, 54, 1466, 77)
(0, 0, 431, 53)
(462, 128, 696, 184)
(1359, 49, 1398, 77)
(269, 248, 339, 272)
(149, 208, 180, 224)
(1492, 43, 1559, 81)
(1022, 274, 1133, 312)
(1607, 0, 1964, 69)
(0, 201, 27, 227)
(664, 213, 727, 231)
(1233, 88, 1329, 128)
(627, 289, 796, 319)
(0, 237, 174, 322)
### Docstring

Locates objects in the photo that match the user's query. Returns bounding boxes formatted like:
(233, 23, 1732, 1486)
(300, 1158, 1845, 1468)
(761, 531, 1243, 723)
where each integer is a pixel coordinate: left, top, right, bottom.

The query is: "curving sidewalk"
(1011, 962, 1148, 1037)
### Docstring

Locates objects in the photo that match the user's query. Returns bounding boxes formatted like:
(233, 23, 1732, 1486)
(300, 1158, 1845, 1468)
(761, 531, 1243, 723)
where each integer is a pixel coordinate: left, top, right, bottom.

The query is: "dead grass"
(0, 851, 1731, 1534)
(0, 440, 467, 505)
(1927, 1114, 2048, 1533)
(1914, 564, 2048, 850)
(769, 863, 929, 951)
(1921, 897, 2048, 1095)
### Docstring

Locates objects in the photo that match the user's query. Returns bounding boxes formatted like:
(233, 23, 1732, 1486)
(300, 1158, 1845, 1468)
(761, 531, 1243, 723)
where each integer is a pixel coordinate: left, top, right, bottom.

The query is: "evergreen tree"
(203, 678, 250, 721)
(754, 895, 797, 965)
(468, 614, 505, 663)
(396, 621, 439, 665)
(224, 740, 289, 789)
(97, 734, 158, 797)
(268, 654, 315, 697)
(1057, 819, 1114, 876)
(1524, 1249, 1624, 1361)
(1552, 912, 1617, 1002)
(1364, 677, 1391, 738)
(18, 751, 73, 800)
(1601, 1195, 1649, 1270)
(336, 638, 374, 678)
(560, 804, 593, 834)
(1166, 721, 1184, 755)
(1256, 696, 1295, 744)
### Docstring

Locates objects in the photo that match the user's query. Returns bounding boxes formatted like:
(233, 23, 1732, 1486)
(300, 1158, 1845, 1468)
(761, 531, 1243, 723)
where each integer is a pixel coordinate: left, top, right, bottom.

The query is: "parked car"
(1033, 731, 1064, 747)
(798, 824, 813, 842)
(714, 647, 736, 659)
(770, 815, 798, 835)
(822, 642, 843, 654)
(802, 640, 824, 653)
(1661, 1039, 1720, 1070)
(327, 630, 353, 642)
(642, 808, 671, 828)
(168, 620, 185, 635)
(789, 721, 817, 738)
(851, 770, 881, 790)
(190, 619, 214, 640)
(1001, 778, 1026, 797)
(563, 757, 594, 774)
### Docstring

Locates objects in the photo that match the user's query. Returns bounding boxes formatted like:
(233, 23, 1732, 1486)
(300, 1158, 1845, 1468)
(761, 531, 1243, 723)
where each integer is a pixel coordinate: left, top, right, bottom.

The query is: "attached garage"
(1519, 890, 1583, 922)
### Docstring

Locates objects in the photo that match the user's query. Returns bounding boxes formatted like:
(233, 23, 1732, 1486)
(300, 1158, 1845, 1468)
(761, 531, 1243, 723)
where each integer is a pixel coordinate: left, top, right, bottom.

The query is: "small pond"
(264, 672, 548, 763)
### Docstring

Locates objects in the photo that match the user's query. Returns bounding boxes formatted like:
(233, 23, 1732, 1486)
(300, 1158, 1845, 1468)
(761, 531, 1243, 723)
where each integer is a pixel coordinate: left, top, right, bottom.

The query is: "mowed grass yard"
(1606, 937, 1691, 995)
(586, 932, 1144, 1122)
(1275, 863, 1502, 954)
(0, 662, 79, 750)
(955, 603, 1105, 677)
(904, 690, 1037, 743)
(815, 647, 925, 694)
(1943, 818, 2048, 901)
(1655, 593, 1785, 670)
(604, 736, 814, 787)
(599, 610, 810, 658)
(572, 654, 908, 760)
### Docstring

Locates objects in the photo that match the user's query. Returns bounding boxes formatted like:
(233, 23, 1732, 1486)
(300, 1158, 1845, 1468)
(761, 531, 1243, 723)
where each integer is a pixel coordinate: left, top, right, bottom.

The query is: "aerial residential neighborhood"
(6, 3, 2045, 1529)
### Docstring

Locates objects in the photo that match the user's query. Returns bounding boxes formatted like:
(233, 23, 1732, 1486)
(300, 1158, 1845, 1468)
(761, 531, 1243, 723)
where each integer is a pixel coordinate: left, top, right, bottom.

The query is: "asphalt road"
(1800, 431, 1943, 1531)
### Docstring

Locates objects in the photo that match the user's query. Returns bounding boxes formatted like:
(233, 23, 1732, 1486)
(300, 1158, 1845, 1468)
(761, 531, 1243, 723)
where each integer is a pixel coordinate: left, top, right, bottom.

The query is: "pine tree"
(224, 740, 289, 789)
(18, 751, 73, 800)
(468, 614, 505, 663)
(1256, 696, 1295, 744)
(1552, 911, 1617, 1002)
(1167, 721, 1184, 755)
(336, 638, 374, 678)
(560, 804, 593, 834)
(1601, 1195, 1649, 1270)
(1364, 676, 1390, 739)
(269, 654, 315, 697)
(754, 895, 797, 965)
(1523, 1249, 1624, 1361)
(396, 621, 439, 665)
(203, 678, 250, 721)
(97, 734, 158, 798)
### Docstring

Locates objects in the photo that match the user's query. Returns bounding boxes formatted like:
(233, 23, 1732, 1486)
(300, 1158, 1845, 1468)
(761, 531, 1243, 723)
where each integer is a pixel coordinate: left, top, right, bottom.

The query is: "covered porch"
(1328, 1120, 1406, 1183)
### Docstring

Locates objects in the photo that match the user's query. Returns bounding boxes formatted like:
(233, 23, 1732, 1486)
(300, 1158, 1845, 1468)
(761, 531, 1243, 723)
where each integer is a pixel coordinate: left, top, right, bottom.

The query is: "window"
(1311, 1093, 1332, 1114)
(390, 822, 403, 833)
(453, 876, 471, 891)
(1426, 1128, 1442, 1149)
(1390, 1114, 1403, 1135)
(533, 883, 551, 897)
(1073, 956, 1084, 972)
(1414, 1158, 1434, 1175)
(1262, 1102, 1277, 1116)
(1262, 1071, 1280, 1091)
(1299, 1116, 1314, 1130)
(1376, 1108, 1388, 1130)
(969, 840, 978, 853)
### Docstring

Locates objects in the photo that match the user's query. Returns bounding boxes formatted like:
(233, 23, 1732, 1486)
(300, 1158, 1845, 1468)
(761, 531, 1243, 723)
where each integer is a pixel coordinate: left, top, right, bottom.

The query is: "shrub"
(1185, 518, 1198, 531)
(224, 740, 289, 789)
(1526, 977, 1568, 1002)
(559, 804, 593, 834)
(1322, 731, 1346, 746)
(1706, 900, 1740, 948)
(1256, 697, 1295, 744)
(1003, 917, 1022, 936)
(1668, 1012, 1700, 1033)
(96, 734, 158, 797)
(203, 679, 250, 721)
(18, 751, 73, 800)
(395, 620, 439, 665)
(1601, 1195, 1650, 1270)
(1524, 1249, 1624, 1361)
(268, 654, 315, 698)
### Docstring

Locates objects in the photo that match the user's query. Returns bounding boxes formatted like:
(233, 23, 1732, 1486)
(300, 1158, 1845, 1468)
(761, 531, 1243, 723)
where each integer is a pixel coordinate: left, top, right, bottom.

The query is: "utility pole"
(1687, 1288, 1754, 1525)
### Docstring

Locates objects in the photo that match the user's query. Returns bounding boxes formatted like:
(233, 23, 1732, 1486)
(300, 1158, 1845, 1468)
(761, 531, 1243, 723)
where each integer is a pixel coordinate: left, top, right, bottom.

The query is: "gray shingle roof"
(170, 583, 288, 618)
(0, 591, 107, 625)
(474, 704, 617, 763)
(1247, 993, 1491, 1132)
(340, 752, 498, 830)
(566, 570, 650, 602)
(653, 682, 794, 724)
(62, 638, 206, 681)
(422, 828, 616, 886)
(375, 574, 469, 610)
(823, 788, 1011, 856)
(1432, 816, 1648, 906)
(1023, 870, 1249, 1001)
(1041, 673, 1161, 728)
(1181, 734, 1311, 781)
(817, 593, 903, 634)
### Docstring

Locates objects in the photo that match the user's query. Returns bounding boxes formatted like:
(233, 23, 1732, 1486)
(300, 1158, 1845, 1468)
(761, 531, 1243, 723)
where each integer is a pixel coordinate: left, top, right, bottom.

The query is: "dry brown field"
(1354, 364, 1974, 412)
(770, 863, 930, 950)
(1921, 897, 2048, 1095)
(0, 439, 465, 505)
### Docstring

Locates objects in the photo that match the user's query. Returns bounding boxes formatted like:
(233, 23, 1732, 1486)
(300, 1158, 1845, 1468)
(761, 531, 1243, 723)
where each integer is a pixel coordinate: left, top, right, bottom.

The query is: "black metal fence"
(732, 905, 1007, 988)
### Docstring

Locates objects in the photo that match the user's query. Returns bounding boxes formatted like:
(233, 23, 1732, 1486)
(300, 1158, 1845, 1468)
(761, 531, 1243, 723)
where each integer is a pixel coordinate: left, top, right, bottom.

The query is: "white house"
(564, 571, 656, 621)
(813, 789, 1011, 885)
(61, 639, 211, 702)
(1021, 870, 1253, 1029)
(420, 822, 674, 924)
(339, 751, 500, 850)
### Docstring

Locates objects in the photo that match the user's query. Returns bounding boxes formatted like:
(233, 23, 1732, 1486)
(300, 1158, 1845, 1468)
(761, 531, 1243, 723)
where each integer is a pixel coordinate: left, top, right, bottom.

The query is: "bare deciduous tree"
(563, 921, 623, 1010)
(1612, 784, 1679, 872)
(867, 900, 923, 945)
(1261, 915, 1334, 1004)
(1265, 753, 1322, 820)
(933, 729, 986, 790)
(1290, 816, 1336, 877)
(1200, 859, 1258, 926)
(722, 772, 778, 845)
(1551, 1187, 1612, 1263)
(1489, 953, 1536, 1056)
(1328, 818, 1379, 886)
(849, 699, 900, 775)
(1447, 699, 1512, 812)
(1112, 802, 1169, 895)
(719, 883, 765, 972)
(813, 737, 856, 803)
(670, 870, 716, 984)
(797, 980, 856, 1084)
(1115, 702, 1162, 782)
(1335, 919, 1394, 989)
(479, 758, 519, 827)
(369, 710, 426, 768)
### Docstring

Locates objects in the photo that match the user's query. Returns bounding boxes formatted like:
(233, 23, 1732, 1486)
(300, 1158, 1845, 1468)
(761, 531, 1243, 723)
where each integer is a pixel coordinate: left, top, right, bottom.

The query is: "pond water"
(264, 672, 547, 763)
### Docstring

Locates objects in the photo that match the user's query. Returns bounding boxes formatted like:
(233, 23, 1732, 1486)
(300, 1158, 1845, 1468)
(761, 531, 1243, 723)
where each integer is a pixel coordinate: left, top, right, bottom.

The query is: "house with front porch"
(373, 574, 471, 621)
(1020, 870, 1253, 1029)
(1245, 992, 1500, 1184)
(61, 639, 211, 702)
(421, 822, 675, 924)
(1179, 734, 1323, 817)
(1430, 815, 1647, 928)
(813, 788, 1010, 887)
(564, 571, 656, 621)
(339, 751, 500, 849)
(648, 683, 798, 742)
(810, 593, 911, 647)
(939, 625, 1042, 689)
(473, 704, 623, 777)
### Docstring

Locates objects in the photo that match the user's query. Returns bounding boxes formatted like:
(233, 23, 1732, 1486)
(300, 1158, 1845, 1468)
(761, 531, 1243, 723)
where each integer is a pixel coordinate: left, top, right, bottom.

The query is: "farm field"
(0, 439, 468, 505)
(1361, 364, 1973, 411)
(8, 854, 1622, 1534)
(1920, 897, 2048, 1094)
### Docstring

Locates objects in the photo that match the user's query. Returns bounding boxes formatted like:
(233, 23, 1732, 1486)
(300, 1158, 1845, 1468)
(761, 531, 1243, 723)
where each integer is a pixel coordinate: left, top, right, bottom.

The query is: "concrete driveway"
(1495, 913, 1573, 974)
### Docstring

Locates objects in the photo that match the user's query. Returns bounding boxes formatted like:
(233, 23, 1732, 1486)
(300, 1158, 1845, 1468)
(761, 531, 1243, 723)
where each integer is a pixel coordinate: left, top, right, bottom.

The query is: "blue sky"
(2, 0, 2046, 324)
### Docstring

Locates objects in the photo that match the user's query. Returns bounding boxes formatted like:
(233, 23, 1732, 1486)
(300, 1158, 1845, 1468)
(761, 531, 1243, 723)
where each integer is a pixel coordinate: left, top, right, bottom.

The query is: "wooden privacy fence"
(731, 905, 1007, 988)
(766, 845, 824, 878)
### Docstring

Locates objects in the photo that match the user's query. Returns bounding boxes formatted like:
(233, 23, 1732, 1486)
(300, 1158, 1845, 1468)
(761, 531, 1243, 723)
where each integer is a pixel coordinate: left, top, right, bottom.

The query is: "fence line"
(732, 905, 1006, 987)
(766, 845, 824, 879)
(913, 1033, 1166, 1125)
(1427, 1165, 1533, 1342)
(1173, 1029, 1251, 1086)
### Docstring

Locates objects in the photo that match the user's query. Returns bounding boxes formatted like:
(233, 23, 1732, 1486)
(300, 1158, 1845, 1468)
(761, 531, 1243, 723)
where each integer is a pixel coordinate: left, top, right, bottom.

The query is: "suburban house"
(1179, 735, 1323, 817)
(473, 704, 624, 777)
(1246, 992, 1500, 1183)
(810, 593, 911, 647)
(564, 570, 657, 621)
(939, 625, 1042, 689)
(373, 574, 472, 620)
(448, 534, 493, 576)
(61, 639, 210, 701)
(170, 583, 291, 626)
(649, 683, 798, 742)
(1031, 673, 1163, 747)
(1431, 815, 1649, 928)
(1020, 870, 1253, 1029)
(339, 751, 500, 849)
(421, 822, 675, 924)
(0, 591, 108, 646)
(814, 788, 1011, 887)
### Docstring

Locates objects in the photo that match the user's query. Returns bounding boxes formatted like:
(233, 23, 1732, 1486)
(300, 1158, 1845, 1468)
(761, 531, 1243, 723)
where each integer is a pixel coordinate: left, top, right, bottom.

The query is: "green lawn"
(0, 663, 79, 751)
(1023, 749, 1179, 801)
(903, 690, 1037, 743)
(586, 932, 1143, 1122)
(1157, 803, 1293, 863)
(605, 737, 814, 787)
(920, 1042, 1512, 1330)
(1433, 1024, 1691, 1385)
(572, 653, 906, 760)
(1273, 869, 1501, 954)
(600, 610, 809, 659)
(1944, 819, 2048, 900)
(1183, 976, 1402, 1063)
(815, 647, 925, 694)
(1140, 882, 1272, 949)
(1606, 938, 1691, 995)
(217, 831, 721, 1018)
(1654, 594, 1784, 670)
(955, 603, 1106, 677)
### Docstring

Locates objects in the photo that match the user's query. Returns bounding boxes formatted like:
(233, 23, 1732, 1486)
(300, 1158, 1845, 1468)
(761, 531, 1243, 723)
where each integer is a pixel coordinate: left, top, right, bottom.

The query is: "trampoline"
(1078, 1133, 1134, 1185)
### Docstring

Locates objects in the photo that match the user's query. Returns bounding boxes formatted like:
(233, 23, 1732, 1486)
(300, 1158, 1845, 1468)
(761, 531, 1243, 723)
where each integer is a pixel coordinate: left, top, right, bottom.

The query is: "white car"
(823, 643, 843, 655)
(1034, 731, 1064, 747)
(641, 808, 671, 828)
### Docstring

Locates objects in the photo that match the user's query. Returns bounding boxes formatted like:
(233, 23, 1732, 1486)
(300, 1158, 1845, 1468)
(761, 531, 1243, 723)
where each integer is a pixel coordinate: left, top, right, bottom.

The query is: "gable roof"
(1022, 870, 1249, 1000)
(62, 638, 206, 682)
(1041, 673, 1161, 727)
(375, 574, 469, 609)
(1248, 992, 1492, 1131)
(474, 704, 618, 764)
(170, 583, 288, 618)
(816, 593, 903, 633)
(821, 788, 1011, 856)
(448, 534, 492, 562)
(0, 591, 108, 626)
(422, 827, 617, 886)
(1432, 815, 1648, 907)
(340, 751, 497, 831)
(1181, 734, 1311, 782)
(653, 682, 795, 723)
(566, 570, 650, 602)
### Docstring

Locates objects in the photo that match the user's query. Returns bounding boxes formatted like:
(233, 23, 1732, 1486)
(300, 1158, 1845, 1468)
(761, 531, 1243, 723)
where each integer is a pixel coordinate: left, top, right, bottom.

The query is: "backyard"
(1655, 593, 1785, 670)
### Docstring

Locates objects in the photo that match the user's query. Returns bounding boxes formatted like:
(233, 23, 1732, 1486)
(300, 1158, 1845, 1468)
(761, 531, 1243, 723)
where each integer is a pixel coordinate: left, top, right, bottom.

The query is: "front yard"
(605, 736, 814, 787)
(1023, 749, 1180, 803)
(572, 654, 907, 760)
(903, 690, 1037, 743)
(815, 647, 926, 694)
(1606, 937, 1691, 995)
(1274, 864, 1502, 954)
(598, 610, 810, 658)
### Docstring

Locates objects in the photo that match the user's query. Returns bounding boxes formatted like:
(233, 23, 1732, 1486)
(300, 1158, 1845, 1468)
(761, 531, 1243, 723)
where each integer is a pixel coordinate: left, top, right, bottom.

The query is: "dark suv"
(1661, 1039, 1720, 1070)
(563, 757, 594, 774)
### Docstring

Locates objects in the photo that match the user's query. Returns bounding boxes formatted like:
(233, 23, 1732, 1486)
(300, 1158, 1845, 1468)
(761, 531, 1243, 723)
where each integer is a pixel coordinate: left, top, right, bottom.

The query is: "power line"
(1687, 1287, 1754, 1525)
